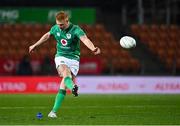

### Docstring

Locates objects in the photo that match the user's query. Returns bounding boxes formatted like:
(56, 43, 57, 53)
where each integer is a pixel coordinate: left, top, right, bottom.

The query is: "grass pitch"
(0, 94, 180, 125)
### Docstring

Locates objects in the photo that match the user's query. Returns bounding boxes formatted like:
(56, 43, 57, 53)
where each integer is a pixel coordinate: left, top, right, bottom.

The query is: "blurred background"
(0, 0, 180, 94)
(0, 0, 180, 76)
(0, 1, 180, 125)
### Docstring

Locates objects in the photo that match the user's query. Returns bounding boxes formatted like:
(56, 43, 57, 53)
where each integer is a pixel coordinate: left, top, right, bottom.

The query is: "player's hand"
(92, 47, 101, 55)
(29, 45, 36, 54)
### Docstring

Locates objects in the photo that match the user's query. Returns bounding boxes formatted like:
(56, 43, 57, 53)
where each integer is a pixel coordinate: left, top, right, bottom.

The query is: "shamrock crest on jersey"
(66, 33, 71, 39)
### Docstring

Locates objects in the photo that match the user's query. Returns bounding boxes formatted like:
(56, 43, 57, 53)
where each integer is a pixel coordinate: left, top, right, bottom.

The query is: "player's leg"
(59, 64, 78, 96)
(48, 68, 66, 118)
(52, 78, 66, 112)
(68, 59, 79, 96)
(57, 64, 73, 89)
(54, 56, 76, 92)
(56, 64, 79, 97)
(51, 64, 78, 112)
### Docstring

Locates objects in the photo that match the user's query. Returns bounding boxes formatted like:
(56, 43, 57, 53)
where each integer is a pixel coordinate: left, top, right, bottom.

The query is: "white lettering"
(0, 82, 26, 91)
(80, 62, 97, 70)
(0, 10, 19, 20)
(155, 83, 180, 91)
(36, 82, 59, 91)
(97, 83, 129, 91)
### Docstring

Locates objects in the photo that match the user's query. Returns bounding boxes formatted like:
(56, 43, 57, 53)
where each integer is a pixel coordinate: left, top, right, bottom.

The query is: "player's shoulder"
(71, 23, 82, 30)
(49, 24, 59, 34)
(51, 24, 58, 29)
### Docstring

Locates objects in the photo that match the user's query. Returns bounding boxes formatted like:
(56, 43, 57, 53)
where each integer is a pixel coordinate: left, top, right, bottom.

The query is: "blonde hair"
(55, 11, 68, 22)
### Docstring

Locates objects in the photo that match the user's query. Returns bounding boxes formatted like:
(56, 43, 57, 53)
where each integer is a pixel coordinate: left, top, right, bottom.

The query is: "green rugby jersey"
(50, 23, 85, 61)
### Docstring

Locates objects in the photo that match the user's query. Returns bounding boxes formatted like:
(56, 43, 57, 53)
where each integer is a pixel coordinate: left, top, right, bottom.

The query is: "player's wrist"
(33, 44, 38, 48)
(92, 47, 98, 53)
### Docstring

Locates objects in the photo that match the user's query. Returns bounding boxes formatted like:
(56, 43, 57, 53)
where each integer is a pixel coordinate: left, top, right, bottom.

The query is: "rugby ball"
(120, 36, 136, 49)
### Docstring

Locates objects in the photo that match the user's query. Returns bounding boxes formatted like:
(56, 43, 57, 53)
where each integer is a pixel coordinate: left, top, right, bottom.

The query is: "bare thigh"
(57, 64, 75, 89)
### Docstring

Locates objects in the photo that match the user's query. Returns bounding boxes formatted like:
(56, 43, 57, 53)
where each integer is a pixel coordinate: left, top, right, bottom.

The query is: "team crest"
(61, 39, 67, 46)
(66, 33, 71, 39)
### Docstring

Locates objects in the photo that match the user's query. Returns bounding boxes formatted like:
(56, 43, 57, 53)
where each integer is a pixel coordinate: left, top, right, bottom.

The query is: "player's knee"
(60, 83, 66, 90)
(57, 64, 72, 78)
(63, 72, 72, 79)
(61, 69, 71, 78)
(57, 70, 62, 77)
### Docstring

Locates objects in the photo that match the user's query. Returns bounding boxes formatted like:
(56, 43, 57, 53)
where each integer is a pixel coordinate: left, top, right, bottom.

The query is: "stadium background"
(0, 0, 180, 125)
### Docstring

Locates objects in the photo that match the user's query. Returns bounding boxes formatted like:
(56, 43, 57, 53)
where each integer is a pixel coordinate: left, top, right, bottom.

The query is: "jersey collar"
(64, 22, 73, 32)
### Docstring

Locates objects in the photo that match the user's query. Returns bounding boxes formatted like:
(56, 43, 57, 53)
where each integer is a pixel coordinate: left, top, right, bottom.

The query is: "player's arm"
(80, 35, 100, 55)
(29, 32, 51, 53)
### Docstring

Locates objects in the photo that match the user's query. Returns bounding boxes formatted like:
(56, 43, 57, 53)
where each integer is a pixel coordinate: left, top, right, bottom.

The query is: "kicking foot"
(72, 85, 78, 97)
(48, 111, 57, 118)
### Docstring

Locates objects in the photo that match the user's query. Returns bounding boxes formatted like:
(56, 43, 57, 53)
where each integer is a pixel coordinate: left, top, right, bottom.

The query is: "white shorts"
(54, 56, 79, 76)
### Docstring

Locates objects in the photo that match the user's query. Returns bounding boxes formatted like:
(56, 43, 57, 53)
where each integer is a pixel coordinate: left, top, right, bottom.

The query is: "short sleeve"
(75, 26, 86, 38)
(50, 25, 56, 35)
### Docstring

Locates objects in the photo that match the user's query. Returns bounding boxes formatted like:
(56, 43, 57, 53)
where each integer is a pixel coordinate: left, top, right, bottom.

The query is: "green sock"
(52, 89, 66, 112)
(64, 76, 74, 90)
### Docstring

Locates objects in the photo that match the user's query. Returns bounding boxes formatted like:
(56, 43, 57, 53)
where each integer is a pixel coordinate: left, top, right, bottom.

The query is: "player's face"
(56, 19, 68, 30)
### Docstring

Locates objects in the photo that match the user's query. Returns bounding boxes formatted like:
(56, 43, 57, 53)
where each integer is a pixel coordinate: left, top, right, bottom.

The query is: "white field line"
(0, 105, 179, 109)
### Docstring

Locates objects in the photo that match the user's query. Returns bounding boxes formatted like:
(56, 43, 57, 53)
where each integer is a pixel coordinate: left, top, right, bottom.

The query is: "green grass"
(0, 94, 180, 125)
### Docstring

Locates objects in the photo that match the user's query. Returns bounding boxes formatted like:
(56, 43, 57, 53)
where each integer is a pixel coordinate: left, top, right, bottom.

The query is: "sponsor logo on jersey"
(66, 33, 71, 39)
(57, 32, 60, 36)
(61, 39, 67, 46)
